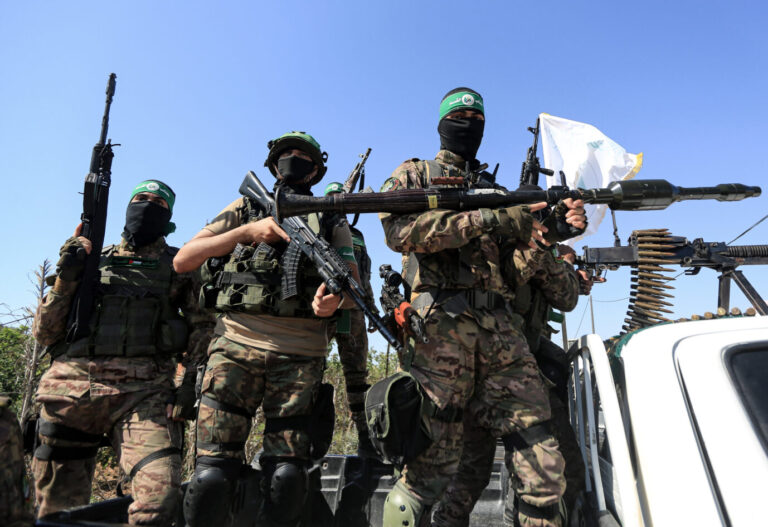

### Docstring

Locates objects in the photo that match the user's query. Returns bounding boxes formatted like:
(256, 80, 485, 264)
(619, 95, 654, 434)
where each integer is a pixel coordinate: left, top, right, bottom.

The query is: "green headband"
(439, 90, 484, 120)
(129, 180, 176, 213)
(324, 182, 344, 195)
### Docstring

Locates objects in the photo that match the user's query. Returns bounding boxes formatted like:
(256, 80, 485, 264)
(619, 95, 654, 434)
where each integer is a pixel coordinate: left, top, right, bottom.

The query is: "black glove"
(171, 381, 198, 421)
(56, 236, 87, 281)
(542, 200, 586, 243)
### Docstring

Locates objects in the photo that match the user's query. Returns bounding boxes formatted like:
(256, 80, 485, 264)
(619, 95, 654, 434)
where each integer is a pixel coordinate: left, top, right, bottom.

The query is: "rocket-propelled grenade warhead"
(264, 174, 761, 219)
(586, 180, 762, 211)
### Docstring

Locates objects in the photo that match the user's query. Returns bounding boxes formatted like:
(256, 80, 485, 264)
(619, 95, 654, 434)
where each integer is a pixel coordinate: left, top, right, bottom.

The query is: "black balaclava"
(277, 155, 315, 184)
(438, 117, 485, 161)
(122, 201, 172, 248)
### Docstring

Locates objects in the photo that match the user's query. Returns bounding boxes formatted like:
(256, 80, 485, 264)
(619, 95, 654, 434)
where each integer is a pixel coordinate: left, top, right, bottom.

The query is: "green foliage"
(0, 326, 31, 412)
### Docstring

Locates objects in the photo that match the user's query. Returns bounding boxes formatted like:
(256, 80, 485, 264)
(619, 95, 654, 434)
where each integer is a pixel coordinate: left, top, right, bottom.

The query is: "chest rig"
(61, 245, 187, 358)
(202, 197, 330, 318)
(402, 160, 496, 294)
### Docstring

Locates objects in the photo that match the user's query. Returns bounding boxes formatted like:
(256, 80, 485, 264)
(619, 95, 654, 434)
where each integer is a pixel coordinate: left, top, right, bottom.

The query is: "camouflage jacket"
(380, 150, 530, 300)
(33, 237, 215, 385)
(511, 246, 580, 352)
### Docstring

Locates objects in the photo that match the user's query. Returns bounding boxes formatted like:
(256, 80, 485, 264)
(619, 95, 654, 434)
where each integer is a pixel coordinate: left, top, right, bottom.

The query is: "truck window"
(727, 345, 768, 453)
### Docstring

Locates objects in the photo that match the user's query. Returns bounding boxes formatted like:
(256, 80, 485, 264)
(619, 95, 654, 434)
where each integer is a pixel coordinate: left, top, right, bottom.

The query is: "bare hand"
(312, 283, 342, 317)
(240, 218, 290, 245)
(527, 202, 550, 249)
(576, 269, 606, 295)
(561, 198, 587, 230)
(73, 223, 92, 255)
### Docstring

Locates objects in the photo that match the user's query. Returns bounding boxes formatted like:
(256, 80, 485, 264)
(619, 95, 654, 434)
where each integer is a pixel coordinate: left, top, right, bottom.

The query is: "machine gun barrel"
(271, 177, 760, 218)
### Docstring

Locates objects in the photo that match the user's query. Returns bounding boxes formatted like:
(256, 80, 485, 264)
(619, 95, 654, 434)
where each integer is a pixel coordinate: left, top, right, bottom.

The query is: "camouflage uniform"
(31, 237, 213, 525)
(328, 226, 376, 441)
(188, 191, 356, 527)
(0, 397, 34, 527)
(380, 150, 567, 527)
(433, 246, 584, 527)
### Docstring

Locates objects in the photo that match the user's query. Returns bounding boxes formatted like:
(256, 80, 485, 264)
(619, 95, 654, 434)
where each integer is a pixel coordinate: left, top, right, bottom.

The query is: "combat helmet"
(265, 131, 328, 186)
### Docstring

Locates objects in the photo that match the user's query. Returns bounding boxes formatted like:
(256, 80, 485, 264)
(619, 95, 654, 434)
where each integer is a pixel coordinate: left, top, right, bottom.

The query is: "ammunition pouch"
(203, 237, 324, 319)
(365, 372, 461, 467)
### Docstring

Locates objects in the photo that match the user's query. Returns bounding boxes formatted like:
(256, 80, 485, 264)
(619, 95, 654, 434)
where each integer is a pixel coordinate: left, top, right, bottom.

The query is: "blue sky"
(1, 1, 766, 348)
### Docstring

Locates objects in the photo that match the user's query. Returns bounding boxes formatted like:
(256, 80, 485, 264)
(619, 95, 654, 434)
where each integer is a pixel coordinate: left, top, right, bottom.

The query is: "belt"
(411, 288, 508, 316)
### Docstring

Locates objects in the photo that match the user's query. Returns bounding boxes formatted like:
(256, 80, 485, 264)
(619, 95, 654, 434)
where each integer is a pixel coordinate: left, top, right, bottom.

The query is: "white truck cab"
(569, 316, 768, 526)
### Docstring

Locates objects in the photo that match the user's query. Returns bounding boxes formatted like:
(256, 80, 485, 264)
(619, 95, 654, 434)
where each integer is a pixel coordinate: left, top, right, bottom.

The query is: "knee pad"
(260, 457, 308, 526)
(383, 480, 430, 527)
(184, 456, 243, 527)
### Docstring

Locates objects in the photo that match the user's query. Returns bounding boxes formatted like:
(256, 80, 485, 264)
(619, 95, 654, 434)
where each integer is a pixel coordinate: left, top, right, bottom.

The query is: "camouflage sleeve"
(31, 278, 78, 346)
(379, 162, 487, 254)
(171, 270, 216, 381)
(512, 247, 580, 312)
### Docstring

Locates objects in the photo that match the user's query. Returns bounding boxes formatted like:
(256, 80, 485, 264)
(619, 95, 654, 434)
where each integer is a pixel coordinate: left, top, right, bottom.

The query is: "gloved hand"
(482, 202, 549, 248)
(56, 236, 88, 281)
(542, 198, 587, 243)
(170, 380, 198, 421)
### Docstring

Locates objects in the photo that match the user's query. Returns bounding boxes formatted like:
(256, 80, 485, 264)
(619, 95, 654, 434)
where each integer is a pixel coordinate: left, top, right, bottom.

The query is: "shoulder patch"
(380, 177, 402, 192)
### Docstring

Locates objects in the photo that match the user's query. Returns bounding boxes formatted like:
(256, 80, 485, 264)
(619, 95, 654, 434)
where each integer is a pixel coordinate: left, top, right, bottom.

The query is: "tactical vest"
(402, 159, 496, 293)
(203, 198, 329, 318)
(350, 227, 371, 286)
(61, 245, 188, 358)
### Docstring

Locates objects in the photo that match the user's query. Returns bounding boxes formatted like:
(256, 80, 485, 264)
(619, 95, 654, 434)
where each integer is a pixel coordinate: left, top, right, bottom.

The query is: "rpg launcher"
(379, 264, 428, 345)
(342, 147, 371, 227)
(578, 229, 768, 333)
(238, 171, 403, 352)
(266, 177, 761, 220)
(66, 73, 118, 343)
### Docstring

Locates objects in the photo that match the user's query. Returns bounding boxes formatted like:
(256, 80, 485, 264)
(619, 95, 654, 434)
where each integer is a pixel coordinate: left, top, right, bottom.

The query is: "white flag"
(539, 113, 643, 244)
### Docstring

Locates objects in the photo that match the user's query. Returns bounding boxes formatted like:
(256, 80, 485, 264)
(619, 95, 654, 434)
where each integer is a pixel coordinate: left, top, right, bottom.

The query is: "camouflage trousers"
(333, 309, 370, 435)
(196, 335, 324, 461)
(393, 307, 565, 527)
(0, 400, 33, 527)
(433, 390, 585, 527)
(32, 358, 182, 526)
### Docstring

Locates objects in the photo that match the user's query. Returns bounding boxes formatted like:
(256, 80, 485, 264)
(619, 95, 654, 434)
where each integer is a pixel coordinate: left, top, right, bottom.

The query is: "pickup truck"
(568, 315, 768, 526)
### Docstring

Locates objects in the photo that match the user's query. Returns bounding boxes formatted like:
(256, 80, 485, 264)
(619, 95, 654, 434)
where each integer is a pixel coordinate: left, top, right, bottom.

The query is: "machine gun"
(578, 229, 768, 332)
(519, 117, 554, 188)
(66, 73, 118, 342)
(239, 171, 403, 351)
(342, 147, 371, 227)
(266, 177, 761, 220)
(378, 264, 428, 344)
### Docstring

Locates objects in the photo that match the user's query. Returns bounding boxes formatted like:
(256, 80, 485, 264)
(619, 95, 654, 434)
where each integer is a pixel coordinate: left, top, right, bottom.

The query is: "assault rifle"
(266, 178, 761, 219)
(239, 171, 403, 351)
(66, 73, 118, 342)
(579, 232, 768, 315)
(342, 147, 371, 227)
(519, 117, 554, 188)
(378, 264, 428, 344)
